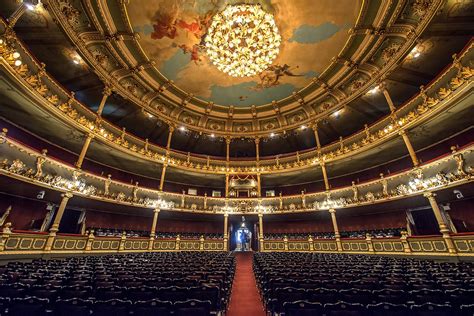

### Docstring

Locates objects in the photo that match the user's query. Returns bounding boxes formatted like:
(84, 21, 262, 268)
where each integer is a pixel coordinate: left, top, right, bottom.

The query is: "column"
(258, 212, 264, 251)
(399, 130, 419, 167)
(255, 137, 260, 164)
(45, 193, 73, 251)
(75, 134, 94, 168)
(7, 2, 27, 27)
(159, 163, 167, 191)
(223, 213, 229, 251)
(382, 85, 397, 113)
(312, 123, 322, 153)
(149, 208, 160, 238)
(225, 173, 229, 197)
(321, 161, 330, 191)
(257, 173, 262, 197)
(166, 126, 174, 153)
(424, 192, 456, 254)
(96, 86, 112, 116)
(329, 208, 342, 251)
(225, 137, 231, 166)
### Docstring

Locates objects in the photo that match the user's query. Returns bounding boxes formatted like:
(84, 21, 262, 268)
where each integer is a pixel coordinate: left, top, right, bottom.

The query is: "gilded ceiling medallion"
(204, 4, 281, 77)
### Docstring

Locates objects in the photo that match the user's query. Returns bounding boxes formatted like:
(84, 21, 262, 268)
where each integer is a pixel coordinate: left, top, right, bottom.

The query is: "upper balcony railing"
(1, 131, 472, 215)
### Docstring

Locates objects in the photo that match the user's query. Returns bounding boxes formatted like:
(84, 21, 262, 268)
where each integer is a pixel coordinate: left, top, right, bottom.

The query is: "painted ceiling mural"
(128, 0, 361, 107)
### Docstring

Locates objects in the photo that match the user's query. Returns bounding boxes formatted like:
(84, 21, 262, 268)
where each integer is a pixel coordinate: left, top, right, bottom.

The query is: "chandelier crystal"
(204, 4, 281, 77)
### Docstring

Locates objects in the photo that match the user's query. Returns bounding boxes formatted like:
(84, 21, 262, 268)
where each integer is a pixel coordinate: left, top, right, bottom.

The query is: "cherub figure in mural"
(252, 64, 304, 90)
(176, 10, 215, 40)
(150, 3, 181, 40)
(177, 44, 204, 65)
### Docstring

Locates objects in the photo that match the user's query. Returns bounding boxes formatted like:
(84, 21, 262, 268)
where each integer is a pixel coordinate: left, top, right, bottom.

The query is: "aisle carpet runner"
(227, 252, 266, 316)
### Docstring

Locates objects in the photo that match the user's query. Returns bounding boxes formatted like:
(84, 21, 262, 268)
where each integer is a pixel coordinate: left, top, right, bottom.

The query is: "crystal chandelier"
(204, 4, 281, 77)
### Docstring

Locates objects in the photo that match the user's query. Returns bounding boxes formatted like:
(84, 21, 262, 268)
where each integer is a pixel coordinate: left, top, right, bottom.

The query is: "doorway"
(235, 225, 252, 251)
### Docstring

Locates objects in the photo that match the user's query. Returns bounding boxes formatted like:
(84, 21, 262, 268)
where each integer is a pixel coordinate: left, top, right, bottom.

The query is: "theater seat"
(366, 302, 410, 316)
(8, 297, 48, 316)
(410, 302, 453, 316)
(55, 298, 93, 316)
(93, 299, 132, 316)
(174, 299, 212, 316)
(133, 299, 173, 316)
(323, 301, 366, 316)
(283, 300, 323, 316)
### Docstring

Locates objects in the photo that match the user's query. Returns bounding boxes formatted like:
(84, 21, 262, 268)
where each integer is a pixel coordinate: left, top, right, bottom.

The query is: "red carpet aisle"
(227, 252, 266, 316)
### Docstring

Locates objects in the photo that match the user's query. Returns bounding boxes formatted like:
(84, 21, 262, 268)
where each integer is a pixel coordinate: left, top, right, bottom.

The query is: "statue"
(2, 222, 12, 234)
(453, 153, 467, 176)
(132, 182, 139, 202)
(380, 173, 389, 197)
(34, 149, 47, 178)
(0, 206, 11, 226)
(352, 181, 359, 201)
(104, 174, 112, 196)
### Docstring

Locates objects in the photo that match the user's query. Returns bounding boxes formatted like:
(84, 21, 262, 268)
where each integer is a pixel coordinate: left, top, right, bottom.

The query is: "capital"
(103, 85, 113, 96)
(328, 208, 336, 214)
(423, 192, 436, 199)
(61, 192, 74, 199)
(153, 208, 160, 214)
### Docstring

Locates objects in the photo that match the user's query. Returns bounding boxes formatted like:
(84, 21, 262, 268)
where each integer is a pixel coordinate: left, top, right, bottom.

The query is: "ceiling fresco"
(128, 0, 361, 107)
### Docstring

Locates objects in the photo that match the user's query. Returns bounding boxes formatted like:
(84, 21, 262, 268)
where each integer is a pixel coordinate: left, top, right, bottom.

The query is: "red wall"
(85, 210, 152, 231)
(0, 194, 48, 230)
(264, 209, 406, 234)
(85, 210, 223, 233)
(156, 218, 222, 234)
(448, 198, 474, 232)
(337, 209, 406, 231)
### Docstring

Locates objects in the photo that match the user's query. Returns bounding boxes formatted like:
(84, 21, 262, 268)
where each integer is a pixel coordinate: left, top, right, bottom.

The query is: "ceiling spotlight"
(14, 60, 22, 66)
(12, 52, 20, 59)
(269, 132, 276, 138)
(26, 4, 35, 10)
(367, 85, 380, 95)
(333, 110, 342, 118)
(72, 54, 82, 65)
(300, 125, 307, 130)
(409, 46, 421, 59)
(179, 126, 186, 132)
(146, 112, 153, 118)
(210, 133, 215, 138)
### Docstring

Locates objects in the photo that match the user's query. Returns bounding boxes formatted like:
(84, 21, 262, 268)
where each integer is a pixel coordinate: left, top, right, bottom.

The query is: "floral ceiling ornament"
(204, 4, 281, 77)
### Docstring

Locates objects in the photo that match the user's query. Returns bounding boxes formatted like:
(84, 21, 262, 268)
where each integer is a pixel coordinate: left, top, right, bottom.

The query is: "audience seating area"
(0, 252, 235, 315)
(254, 252, 474, 315)
(91, 228, 224, 239)
(263, 228, 403, 240)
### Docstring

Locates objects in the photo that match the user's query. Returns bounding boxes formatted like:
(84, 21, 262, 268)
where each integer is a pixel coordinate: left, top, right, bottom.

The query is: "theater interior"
(0, 0, 473, 315)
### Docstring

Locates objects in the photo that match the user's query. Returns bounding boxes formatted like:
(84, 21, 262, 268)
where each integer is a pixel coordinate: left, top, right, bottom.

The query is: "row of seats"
(0, 297, 211, 316)
(90, 227, 223, 239)
(253, 252, 474, 315)
(263, 227, 403, 240)
(0, 252, 235, 315)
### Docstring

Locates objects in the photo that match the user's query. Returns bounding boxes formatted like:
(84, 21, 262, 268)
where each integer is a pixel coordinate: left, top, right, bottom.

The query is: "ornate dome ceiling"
(127, 0, 360, 107)
(41, 0, 444, 137)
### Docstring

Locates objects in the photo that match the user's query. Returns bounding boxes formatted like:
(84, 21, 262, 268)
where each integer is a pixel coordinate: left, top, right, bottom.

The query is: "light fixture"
(269, 132, 276, 138)
(204, 4, 281, 77)
(26, 4, 35, 10)
(179, 126, 186, 132)
(367, 85, 380, 95)
(14, 60, 22, 66)
(408, 46, 421, 59)
(333, 110, 342, 118)
(300, 125, 307, 130)
(12, 52, 20, 59)
(210, 133, 215, 138)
